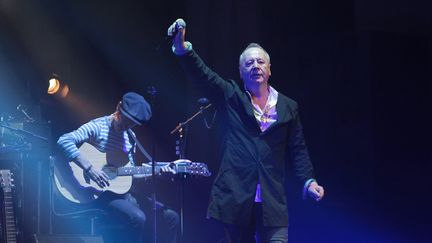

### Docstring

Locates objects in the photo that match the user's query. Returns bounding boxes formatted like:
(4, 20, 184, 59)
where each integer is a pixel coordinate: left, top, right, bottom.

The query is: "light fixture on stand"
(47, 74, 69, 98)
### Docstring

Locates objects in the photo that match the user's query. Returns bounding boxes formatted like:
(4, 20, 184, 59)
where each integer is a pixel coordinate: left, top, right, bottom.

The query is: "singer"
(168, 19, 325, 243)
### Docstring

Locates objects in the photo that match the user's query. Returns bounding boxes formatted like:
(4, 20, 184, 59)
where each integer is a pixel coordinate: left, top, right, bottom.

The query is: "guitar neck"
(117, 164, 166, 177)
(0, 170, 17, 243)
(117, 162, 211, 177)
(2, 191, 17, 243)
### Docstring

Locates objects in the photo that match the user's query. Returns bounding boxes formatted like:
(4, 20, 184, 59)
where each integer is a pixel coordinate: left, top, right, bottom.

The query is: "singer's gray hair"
(239, 43, 271, 65)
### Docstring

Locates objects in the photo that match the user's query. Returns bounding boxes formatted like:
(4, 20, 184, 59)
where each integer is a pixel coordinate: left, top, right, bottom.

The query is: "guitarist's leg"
(101, 193, 147, 243)
(139, 197, 180, 243)
(157, 207, 180, 243)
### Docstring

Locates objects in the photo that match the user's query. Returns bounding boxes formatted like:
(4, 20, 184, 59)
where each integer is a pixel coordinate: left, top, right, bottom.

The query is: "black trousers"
(96, 192, 179, 243)
(223, 203, 288, 243)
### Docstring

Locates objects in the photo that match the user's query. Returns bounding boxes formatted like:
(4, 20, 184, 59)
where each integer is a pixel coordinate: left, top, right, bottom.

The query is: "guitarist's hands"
(160, 159, 192, 175)
(160, 165, 176, 174)
(133, 159, 193, 179)
(75, 154, 110, 188)
(163, 159, 192, 174)
(84, 166, 110, 188)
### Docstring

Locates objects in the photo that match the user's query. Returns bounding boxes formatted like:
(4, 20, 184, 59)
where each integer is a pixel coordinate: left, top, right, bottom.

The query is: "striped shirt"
(57, 115, 135, 165)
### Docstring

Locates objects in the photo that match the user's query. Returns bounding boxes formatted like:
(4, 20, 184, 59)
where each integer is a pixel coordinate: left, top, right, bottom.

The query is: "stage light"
(47, 77, 60, 94)
(47, 74, 69, 98)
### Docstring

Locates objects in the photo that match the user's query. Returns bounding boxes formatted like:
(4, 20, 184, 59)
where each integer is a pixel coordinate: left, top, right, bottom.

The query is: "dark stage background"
(0, 0, 431, 242)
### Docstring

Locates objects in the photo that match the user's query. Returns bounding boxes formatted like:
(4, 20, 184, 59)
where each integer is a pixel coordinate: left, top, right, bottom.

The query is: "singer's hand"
(167, 18, 187, 52)
(307, 181, 325, 201)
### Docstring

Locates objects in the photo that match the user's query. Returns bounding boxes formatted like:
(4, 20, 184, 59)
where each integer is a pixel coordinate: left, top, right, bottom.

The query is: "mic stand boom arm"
(170, 103, 212, 135)
(0, 123, 48, 142)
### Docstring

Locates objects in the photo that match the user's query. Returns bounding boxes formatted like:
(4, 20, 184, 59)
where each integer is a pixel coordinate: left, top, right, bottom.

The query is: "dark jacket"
(178, 50, 315, 227)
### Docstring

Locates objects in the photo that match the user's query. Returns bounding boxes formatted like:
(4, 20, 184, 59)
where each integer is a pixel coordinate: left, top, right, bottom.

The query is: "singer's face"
(239, 47, 271, 87)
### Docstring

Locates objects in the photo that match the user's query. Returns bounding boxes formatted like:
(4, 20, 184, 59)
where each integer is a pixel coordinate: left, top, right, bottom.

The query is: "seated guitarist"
(57, 92, 179, 243)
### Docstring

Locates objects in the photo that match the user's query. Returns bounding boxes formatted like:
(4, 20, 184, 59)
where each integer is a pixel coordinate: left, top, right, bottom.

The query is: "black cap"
(119, 92, 152, 125)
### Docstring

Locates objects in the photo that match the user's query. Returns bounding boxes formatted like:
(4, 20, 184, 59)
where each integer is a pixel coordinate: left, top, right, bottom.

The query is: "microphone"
(197, 97, 216, 129)
(156, 19, 186, 51)
(167, 19, 186, 37)
(197, 97, 210, 107)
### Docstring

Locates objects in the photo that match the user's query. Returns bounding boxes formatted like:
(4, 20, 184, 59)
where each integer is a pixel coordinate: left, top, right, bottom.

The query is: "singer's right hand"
(167, 18, 187, 52)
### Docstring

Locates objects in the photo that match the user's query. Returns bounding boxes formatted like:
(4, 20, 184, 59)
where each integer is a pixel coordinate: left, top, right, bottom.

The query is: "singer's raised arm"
(168, 19, 237, 104)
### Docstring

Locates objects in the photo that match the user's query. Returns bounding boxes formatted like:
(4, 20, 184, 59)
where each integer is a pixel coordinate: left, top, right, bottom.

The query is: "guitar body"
(54, 143, 133, 204)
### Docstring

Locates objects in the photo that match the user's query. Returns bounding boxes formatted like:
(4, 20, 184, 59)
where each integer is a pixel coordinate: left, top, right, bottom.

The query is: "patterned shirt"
(247, 86, 279, 202)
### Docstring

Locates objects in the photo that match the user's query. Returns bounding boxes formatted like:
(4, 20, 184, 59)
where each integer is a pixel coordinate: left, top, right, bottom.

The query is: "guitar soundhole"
(106, 149, 129, 168)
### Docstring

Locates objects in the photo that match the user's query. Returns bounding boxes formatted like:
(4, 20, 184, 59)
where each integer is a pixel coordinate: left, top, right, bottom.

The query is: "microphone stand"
(170, 103, 212, 242)
(0, 123, 48, 142)
(147, 86, 158, 243)
(170, 103, 211, 136)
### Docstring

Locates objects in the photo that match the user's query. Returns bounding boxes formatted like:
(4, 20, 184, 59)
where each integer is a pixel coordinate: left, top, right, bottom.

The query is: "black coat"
(178, 50, 315, 227)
